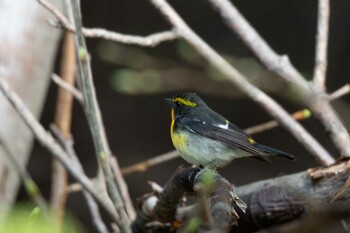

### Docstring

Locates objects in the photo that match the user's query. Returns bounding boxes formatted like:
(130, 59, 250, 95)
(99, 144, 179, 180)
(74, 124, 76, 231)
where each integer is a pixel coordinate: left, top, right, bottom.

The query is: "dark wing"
(180, 117, 270, 161)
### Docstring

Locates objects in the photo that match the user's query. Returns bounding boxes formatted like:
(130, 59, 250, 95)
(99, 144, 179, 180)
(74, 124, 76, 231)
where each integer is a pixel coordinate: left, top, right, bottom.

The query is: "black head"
(165, 92, 207, 117)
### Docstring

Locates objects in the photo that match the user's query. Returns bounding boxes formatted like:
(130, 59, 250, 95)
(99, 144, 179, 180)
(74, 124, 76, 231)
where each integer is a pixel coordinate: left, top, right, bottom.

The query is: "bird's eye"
(174, 101, 181, 107)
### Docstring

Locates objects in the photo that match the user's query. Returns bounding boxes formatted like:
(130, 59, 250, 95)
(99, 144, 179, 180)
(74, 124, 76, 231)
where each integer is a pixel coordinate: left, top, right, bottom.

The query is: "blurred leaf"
(110, 68, 162, 94)
(177, 41, 203, 65)
(0, 204, 84, 233)
(183, 217, 201, 233)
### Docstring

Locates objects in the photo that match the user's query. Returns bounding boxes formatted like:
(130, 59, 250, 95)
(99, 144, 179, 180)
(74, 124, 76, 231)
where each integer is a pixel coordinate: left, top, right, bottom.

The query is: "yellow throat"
(170, 108, 187, 149)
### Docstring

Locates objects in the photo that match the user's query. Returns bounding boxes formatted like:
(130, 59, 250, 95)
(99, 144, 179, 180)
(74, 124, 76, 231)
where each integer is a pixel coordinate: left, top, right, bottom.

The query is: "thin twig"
(50, 125, 111, 233)
(51, 74, 84, 103)
(328, 84, 350, 100)
(313, 0, 330, 90)
(37, 0, 74, 31)
(83, 192, 110, 233)
(207, 0, 350, 157)
(147, 0, 334, 165)
(69, 0, 132, 231)
(37, 0, 178, 46)
(110, 156, 136, 220)
(82, 28, 178, 47)
(121, 150, 179, 175)
(0, 76, 118, 221)
(50, 31, 76, 225)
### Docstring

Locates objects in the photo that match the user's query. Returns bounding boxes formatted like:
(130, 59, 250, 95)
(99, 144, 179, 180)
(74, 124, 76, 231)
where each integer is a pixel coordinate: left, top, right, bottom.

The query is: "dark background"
(19, 0, 350, 231)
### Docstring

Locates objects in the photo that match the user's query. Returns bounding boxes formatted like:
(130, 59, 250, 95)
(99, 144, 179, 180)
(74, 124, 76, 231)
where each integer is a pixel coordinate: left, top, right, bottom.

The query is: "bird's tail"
(254, 143, 296, 161)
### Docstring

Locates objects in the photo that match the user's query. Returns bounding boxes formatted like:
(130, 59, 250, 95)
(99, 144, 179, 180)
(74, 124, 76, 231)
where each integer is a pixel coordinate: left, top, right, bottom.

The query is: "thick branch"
(132, 159, 350, 232)
(148, 0, 334, 165)
(231, 159, 350, 232)
(132, 167, 240, 233)
(207, 0, 350, 157)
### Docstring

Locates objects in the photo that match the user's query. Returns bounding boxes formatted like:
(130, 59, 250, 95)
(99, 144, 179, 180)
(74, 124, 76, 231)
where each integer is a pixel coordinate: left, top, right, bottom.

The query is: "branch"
(328, 84, 350, 100)
(50, 31, 76, 225)
(50, 125, 111, 233)
(0, 76, 118, 221)
(121, 150, 179, 175)
(69, 0, 132, 231)
(51, 74, 83, 104)
(37, 0, 74, 31)
(82, 28, 178, 47)
(133, 168, 242, 233)
(83, 192, 110, 233)
(37, 0, 178, 46)
(147, 0, 334, 165)
(207, 0, 350, 157)
(313, 0, 330, 90)
(257, 205, 350, 233)
(133, 159, 350, 232)
(231, 159, 350, 232)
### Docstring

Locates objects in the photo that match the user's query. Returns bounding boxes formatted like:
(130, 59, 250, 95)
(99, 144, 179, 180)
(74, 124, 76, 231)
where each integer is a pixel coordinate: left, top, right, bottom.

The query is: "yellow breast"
(170, 108, 187, 150)
(171, 131, 188, 150)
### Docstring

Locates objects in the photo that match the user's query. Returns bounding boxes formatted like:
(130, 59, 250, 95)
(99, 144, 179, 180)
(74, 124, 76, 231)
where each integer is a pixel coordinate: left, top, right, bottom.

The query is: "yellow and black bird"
(165, 92, 296, 169)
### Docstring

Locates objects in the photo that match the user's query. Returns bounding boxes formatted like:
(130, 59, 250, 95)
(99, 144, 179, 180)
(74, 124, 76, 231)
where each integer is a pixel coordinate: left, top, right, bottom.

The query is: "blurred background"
(16, 0, 350, 231)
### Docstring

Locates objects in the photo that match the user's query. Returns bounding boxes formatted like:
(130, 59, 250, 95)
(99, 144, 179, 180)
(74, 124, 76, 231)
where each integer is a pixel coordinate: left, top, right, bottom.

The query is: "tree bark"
(0, 0, 62, 222)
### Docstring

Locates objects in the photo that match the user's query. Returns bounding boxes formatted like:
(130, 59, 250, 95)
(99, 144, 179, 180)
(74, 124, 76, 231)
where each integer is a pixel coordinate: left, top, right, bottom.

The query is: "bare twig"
(121, 150, 179, 175)
(83, 192, 110, 233)
(38, 0, 178, 46)
(313, 0, 330, 90)
(341, 219, 350, 233)
(328, 84, 350, 100)
(37, 0, 74, 31)
(50, 31, 76, 225)
(82, 28, 178, 47)
(110, 156, 136, 220)
(50, 125, 111, 233)
(51, 74, 83, 103)
(69, 0, 132, 231)
(207, 0, 350, 157)
(0, 76, 118, 220)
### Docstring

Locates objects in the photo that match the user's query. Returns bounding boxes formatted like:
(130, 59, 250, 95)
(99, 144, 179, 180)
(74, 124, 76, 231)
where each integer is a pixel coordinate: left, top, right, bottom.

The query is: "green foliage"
(110, 68, 162, 94)
(200, 169, 216, 191)
(183, 217, 201, 233)
(177, 41, 202, 65)
(0, 204, 84, 233)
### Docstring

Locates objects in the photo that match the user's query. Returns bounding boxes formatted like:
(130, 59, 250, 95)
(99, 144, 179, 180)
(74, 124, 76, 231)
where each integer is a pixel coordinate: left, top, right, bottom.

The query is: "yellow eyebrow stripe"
(173, 97, 197, 107)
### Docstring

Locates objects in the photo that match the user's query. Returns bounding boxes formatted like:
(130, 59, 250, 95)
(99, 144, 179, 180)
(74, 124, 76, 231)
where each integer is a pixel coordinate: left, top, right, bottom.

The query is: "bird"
(165, 92, 296, 169)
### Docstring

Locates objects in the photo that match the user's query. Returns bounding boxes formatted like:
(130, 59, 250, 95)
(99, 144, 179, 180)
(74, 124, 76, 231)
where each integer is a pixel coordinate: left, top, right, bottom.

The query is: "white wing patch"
(215, 122, 229, 129)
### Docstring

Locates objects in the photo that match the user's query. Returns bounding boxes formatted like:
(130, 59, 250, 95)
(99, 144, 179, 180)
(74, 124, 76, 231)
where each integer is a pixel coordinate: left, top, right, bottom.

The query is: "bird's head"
(165, 92, 206, 117)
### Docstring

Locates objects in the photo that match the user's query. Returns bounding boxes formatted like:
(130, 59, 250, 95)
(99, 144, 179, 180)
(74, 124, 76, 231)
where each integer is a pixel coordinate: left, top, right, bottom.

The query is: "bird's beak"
(164, 98, 173, 106)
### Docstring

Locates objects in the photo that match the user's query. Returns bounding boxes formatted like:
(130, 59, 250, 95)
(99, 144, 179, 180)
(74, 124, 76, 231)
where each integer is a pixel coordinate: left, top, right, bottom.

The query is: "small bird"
(165, 92, 296, 169)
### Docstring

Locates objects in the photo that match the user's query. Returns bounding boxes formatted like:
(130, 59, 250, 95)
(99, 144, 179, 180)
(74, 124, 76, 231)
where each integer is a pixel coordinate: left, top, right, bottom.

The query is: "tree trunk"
(0, 0, 62, 222)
